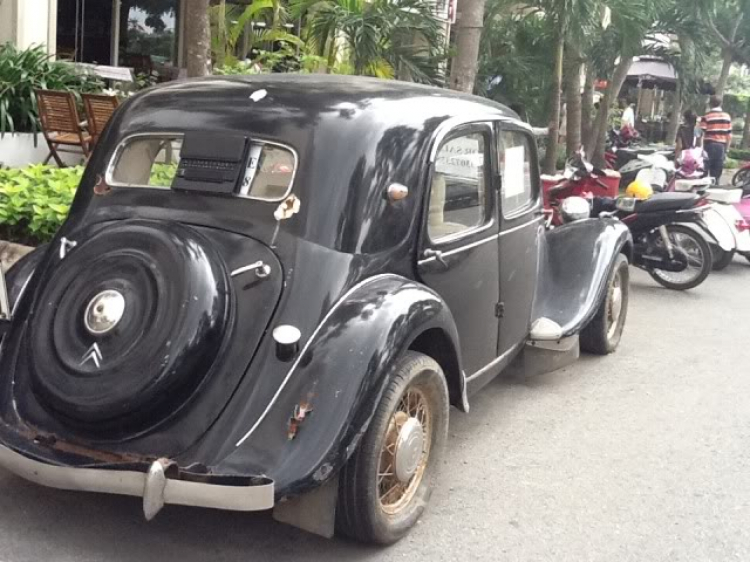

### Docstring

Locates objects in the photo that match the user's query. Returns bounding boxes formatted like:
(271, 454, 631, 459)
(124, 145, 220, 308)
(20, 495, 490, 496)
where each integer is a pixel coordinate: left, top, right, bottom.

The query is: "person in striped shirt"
(701, 95, 733, 181)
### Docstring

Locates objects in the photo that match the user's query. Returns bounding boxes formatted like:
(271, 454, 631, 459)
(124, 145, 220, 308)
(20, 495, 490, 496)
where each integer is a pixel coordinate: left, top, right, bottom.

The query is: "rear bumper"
(0, 444, 274, 518)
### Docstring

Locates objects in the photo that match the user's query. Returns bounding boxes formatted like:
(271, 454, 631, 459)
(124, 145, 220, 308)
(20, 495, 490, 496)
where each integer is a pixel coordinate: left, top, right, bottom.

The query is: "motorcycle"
(548, 152, 714, 290)
(605, 128, 675, 174)
(668, 150, 750, 269)
(590, 194, 714, 290)
(619, 151, 743, 270)
(732, 161, 750, 190)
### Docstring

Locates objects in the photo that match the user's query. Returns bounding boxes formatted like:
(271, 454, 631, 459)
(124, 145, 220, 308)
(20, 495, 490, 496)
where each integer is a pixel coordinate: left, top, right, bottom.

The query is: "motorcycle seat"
(636, 192, 700, 213)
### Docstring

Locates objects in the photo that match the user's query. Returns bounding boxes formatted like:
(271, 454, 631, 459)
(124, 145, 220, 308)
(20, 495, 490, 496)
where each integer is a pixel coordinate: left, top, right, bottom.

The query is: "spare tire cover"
(29, 220, 231, 429)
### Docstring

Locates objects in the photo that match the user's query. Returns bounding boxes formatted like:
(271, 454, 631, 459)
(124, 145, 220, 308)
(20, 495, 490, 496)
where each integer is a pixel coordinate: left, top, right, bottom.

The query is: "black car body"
(0, 75, 632, 543)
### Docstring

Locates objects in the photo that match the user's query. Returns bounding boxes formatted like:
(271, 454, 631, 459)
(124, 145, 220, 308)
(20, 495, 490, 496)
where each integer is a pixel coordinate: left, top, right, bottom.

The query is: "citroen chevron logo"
(80, 343, 103, 369)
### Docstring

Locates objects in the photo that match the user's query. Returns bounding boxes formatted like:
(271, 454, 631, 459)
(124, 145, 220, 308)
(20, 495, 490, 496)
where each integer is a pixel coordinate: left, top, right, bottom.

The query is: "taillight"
(736, 219, 750, 233)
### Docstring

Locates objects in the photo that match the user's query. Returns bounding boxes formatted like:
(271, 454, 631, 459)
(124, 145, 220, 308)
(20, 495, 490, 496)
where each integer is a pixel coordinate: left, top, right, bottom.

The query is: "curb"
(0, 241, 34, 273)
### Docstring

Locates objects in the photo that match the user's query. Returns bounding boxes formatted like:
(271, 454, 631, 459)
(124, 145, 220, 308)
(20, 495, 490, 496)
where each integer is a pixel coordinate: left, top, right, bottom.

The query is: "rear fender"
(223, 274, 463, 498)
(533, 218, 631, 337)
(1, 244, 49, 327)
(681, 208, 735, 252)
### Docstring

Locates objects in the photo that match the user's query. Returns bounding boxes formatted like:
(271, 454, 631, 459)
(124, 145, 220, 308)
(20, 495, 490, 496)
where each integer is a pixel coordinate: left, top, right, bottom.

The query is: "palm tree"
(210, 0, 302, 68)
(584, 0, 672, 167)
(294, 0, 445, 83)
(451, 0, 488, 92)
(700, 0, 748, 96)
(185, 0, 211, 77)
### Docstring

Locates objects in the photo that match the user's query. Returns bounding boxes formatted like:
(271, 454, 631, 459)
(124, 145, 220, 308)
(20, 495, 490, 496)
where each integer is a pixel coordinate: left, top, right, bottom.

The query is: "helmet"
(625, 180, 653, 200)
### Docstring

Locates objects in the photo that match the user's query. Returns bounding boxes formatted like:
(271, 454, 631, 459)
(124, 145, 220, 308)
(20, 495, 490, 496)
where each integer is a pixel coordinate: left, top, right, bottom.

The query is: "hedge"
(0, 165, 82, 245)
(728, 148, 750, 162)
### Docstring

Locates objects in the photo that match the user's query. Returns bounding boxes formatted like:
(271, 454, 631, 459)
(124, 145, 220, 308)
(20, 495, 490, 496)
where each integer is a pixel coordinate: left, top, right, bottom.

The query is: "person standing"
(620, 99, 635, 131)
(676, 109, 700, 153)
(701, 95, 733, 181)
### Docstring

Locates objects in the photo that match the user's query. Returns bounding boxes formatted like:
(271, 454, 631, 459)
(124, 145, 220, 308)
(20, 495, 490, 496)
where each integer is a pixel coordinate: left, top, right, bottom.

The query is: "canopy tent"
(624, 57, 677, 91)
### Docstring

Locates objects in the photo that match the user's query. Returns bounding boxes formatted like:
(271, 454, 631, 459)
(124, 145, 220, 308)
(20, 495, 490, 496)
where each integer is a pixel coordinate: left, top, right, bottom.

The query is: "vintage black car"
(0, 76, 632, 545)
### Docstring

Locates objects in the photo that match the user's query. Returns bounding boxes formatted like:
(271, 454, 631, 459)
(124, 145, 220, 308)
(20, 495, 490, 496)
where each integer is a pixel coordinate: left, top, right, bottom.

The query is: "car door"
(496, 124, 542, 355)
(418, 123, 501, 376)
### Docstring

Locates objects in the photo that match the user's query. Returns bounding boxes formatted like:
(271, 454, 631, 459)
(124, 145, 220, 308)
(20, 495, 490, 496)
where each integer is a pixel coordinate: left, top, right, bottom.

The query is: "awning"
(625, 58, 677, 90)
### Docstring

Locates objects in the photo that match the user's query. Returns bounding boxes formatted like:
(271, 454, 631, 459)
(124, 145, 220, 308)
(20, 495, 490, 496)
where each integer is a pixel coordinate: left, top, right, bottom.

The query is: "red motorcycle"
(545, 152, 619, 225)
(733, 161, 750, 190)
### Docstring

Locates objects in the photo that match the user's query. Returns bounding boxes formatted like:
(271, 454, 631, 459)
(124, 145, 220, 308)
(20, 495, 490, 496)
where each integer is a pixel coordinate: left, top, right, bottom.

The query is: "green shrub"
(0, 43, 103, 135)
(728, 148, 750, 162)
(0, 165, 83, 245)
(724, 157, 739, 170)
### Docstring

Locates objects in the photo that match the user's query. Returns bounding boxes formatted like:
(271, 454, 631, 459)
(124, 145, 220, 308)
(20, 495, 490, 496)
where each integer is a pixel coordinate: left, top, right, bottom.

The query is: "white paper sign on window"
(503, 145, 525, 197)
(436, 136, 483, 179)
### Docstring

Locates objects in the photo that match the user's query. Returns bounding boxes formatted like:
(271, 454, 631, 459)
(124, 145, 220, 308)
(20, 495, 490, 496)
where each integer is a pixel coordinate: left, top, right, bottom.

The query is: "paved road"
(1, 261, 749, 562)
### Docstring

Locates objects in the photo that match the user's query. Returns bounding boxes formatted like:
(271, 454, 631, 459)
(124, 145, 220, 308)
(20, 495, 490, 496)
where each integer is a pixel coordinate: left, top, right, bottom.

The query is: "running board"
(507, 335, 580, 379)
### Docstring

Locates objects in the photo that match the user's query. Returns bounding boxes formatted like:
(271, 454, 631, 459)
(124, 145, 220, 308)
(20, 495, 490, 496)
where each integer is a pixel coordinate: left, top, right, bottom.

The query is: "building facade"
(1, 0, 186, 79)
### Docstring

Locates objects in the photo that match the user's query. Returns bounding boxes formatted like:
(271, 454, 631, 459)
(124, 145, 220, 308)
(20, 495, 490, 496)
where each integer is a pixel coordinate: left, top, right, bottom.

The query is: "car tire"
(336, 351, 449, 545)
(711, 246, 735, 271)
(580, 253, 629, 355)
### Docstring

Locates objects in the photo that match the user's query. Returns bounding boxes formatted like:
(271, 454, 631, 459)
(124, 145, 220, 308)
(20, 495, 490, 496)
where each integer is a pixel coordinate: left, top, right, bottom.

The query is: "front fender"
(220, 274, 461, 498)
(534, 219, 631, 337)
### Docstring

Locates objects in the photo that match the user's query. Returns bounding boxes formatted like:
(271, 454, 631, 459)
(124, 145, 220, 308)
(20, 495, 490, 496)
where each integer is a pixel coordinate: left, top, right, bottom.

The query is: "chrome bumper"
(0, 445, 274, 519)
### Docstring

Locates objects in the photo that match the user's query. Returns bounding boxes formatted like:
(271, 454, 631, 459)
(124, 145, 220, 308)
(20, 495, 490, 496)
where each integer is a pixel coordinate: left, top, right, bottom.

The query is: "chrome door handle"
(423, 249, 448, 267)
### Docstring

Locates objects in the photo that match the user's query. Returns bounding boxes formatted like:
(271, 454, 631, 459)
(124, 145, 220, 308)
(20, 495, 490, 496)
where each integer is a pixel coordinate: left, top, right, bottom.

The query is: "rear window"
(107, 134, 296, 201)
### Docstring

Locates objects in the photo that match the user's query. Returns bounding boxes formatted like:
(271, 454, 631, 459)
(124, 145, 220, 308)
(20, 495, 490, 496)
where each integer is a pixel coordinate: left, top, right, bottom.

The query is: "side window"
(428, 131, 489, 241)
(498, 131, 537, 216)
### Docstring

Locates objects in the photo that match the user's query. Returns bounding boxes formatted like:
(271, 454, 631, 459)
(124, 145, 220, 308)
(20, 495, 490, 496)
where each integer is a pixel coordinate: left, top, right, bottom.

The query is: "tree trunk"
(542, 28, 565, 174)
(186, 0, 212, 77)
(564, 48, 582, 157)
(450, 0, 487, 93)
(742, 96, 750, 149)
(666, 87, 681, 145)
(589, 55, 633, 168)
(580, 64, 596, 150)
(716, 47, 733, 97)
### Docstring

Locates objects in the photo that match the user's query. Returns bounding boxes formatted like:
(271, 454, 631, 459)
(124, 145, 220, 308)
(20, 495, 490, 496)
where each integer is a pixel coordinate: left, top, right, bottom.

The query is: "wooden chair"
(83, 93, 120, 147)
(35, 90, 91, 167)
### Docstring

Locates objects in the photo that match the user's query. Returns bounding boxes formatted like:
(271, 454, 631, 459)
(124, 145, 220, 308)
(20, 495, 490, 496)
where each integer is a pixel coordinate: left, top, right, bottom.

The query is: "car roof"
(119, 74, 519, 134)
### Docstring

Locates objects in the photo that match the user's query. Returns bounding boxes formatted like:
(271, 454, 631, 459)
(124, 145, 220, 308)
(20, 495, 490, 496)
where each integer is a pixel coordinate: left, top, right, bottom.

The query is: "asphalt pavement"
(1, 260, 749, 561)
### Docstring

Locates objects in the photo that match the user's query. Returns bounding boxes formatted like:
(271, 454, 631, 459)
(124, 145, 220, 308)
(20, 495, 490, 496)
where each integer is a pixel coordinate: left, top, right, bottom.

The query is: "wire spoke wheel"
(378, 387, 432, 515)
(336, 352, 449, 545)
(606, 268, 624, 340)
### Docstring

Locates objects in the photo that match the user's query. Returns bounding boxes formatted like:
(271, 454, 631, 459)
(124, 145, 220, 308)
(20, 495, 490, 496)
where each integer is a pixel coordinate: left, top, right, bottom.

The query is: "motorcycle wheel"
(648, 225, 713, 290)
(732, 168, 750, 188)
(712, 246, 735, 271)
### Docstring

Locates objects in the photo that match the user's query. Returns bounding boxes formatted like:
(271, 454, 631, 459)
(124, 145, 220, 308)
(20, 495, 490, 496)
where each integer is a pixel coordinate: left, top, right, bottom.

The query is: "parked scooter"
(667, 149, 750, 269)
(548, 152, 714, 290)
(591, 194, 713, 290)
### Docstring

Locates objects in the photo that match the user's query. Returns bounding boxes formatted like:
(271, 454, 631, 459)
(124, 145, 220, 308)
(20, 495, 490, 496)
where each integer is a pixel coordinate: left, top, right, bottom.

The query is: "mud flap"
(507, 335, 580, 379)
(273, 476, 339, 538)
